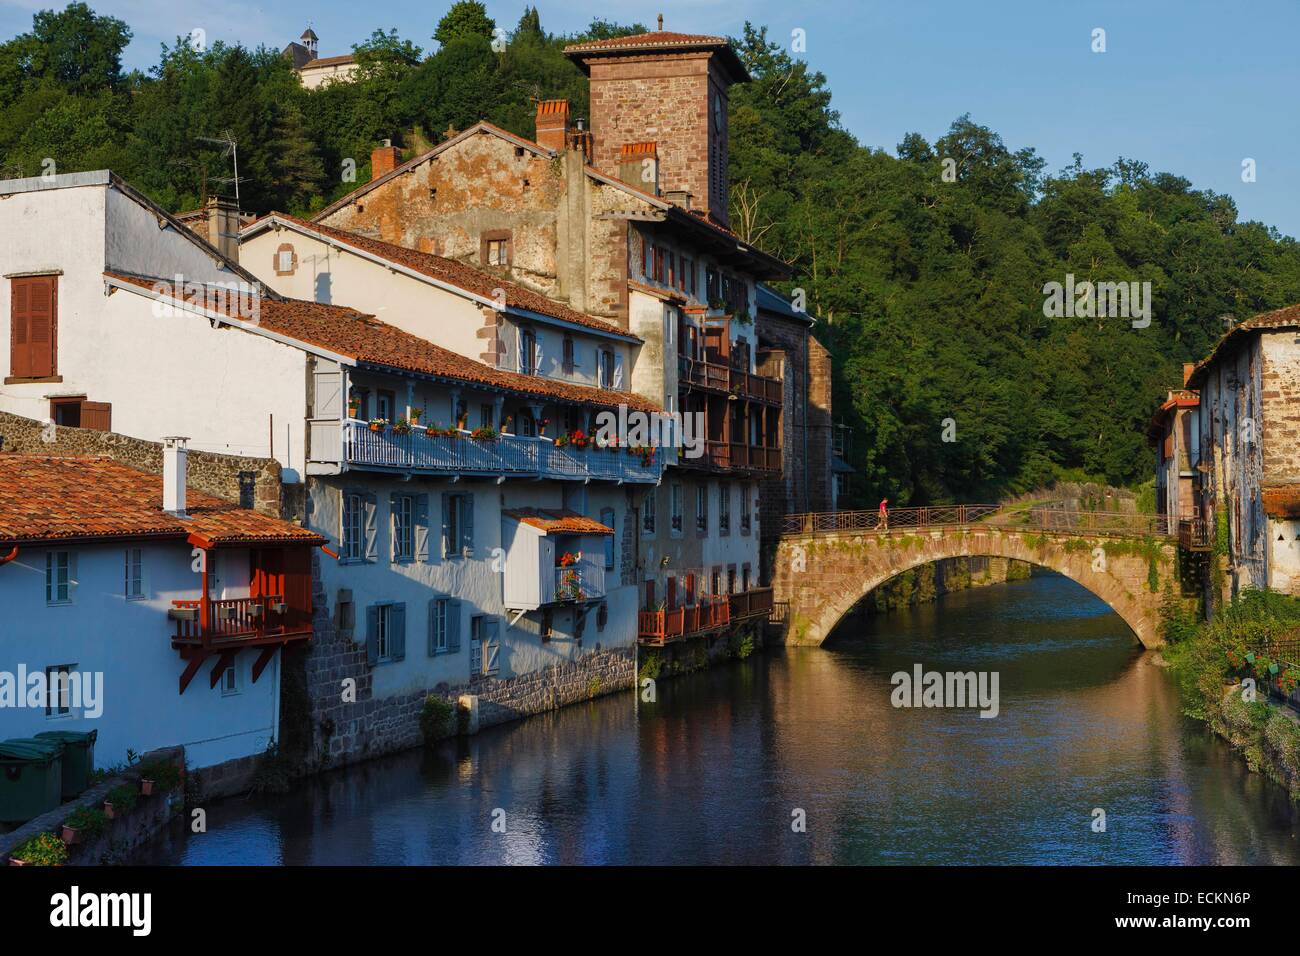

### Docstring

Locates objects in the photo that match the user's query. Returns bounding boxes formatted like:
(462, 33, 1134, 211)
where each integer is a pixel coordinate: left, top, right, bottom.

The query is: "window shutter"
(462, 494, 474, 556)
(515, 326, 524, 373)
(414, 494, 430, 562)
(10, 279, 30, 377)
(613, 352, 625, 390)
(366, 605, 380, 665)
(363, 492, 378, 562)
(389, 492, 400, 562)
(25, 277, 55, 378)
(81, 402, 111, 431)
(484, 618, 500, 674)
(534, 336, 543, 375)
(313, 370, 342, 418)
(594, 347, 601, 384)
(602, 508, 616, 569)
(447, 599, 462, 652)
(440, 492, 451, 558)
(427, 598, 439, 656)
(390, 603, 406, 660)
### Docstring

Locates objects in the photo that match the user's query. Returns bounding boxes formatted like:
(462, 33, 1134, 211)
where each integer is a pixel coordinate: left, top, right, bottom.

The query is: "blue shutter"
(391, 603, 406, 661)
(389, 493, 400, 562)
(366, 605, 380, 665)
(447, 599, 462, 652)
(462, 494, 474, 557)
(440, 492, 451, 559)
(427, 598, 439, 656)
(415, 494, 430, 562)
(363, 492, 378, 563)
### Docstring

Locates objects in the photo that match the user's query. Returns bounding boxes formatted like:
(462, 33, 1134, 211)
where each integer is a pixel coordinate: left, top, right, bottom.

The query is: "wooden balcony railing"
(688, 440, 781, 475)
(638, 595, 732, 645)
(1178, 517, 1213, 552)
(678, 356, 782, 404)
(170, 595, 310, 646)
(729, 586, 774, 621)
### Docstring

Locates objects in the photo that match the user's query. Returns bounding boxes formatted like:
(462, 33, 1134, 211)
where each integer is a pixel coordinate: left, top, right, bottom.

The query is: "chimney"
(162, 437, 190, 517)
(620, 142, 658, 195)
(371, 139, 399, 181)
(535, 99, 570, 153)
(1183, 363, 1195, 386)
(204, 196, 241, 262)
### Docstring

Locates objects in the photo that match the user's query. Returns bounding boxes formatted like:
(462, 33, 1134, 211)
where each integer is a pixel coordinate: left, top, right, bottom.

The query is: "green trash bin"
(36, 729, 97, 799)
(0, 738, 65, 825)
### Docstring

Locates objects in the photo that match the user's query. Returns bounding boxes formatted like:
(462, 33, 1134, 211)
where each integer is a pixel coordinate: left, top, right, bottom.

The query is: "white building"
(283, 28, 358, 90)
(0, 452, 322, 773)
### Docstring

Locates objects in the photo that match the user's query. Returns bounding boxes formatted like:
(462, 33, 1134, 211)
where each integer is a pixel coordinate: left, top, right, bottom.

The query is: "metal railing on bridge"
(781, 504, 1178, 539)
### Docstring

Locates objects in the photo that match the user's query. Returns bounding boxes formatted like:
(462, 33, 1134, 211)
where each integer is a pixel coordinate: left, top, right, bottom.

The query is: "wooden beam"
(178, 653, 206, 695)
(209, 650, 237, 689)
(251, 646, 277, 684)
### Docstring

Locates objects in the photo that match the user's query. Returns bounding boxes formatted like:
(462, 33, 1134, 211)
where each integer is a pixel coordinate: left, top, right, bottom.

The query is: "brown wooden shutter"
(81, 402, 111, 432)
(10, 276, 56, 378)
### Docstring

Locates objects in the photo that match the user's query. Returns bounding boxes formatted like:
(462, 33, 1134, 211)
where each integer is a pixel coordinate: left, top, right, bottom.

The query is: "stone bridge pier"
(772, 526, 1180, 649)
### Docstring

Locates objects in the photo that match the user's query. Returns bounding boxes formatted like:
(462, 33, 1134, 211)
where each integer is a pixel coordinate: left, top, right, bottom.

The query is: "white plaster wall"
(701, 478, 761, 577)
(1270, 519, 1300, 594)
(307, 474, 637, 696)
(104, 186, 240, 284)
(0, 542, 278, 770)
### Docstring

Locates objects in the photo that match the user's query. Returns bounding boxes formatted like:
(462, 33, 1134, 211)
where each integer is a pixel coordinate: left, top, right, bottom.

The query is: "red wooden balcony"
(728, 586, 774, 622)
(638, 595, 731, 646)
(685, 441, 781, 476)
(170, 595, 312, 647)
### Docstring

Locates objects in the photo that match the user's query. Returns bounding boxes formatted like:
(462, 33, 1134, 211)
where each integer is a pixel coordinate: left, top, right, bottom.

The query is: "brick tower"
(565, 28, 750, 227)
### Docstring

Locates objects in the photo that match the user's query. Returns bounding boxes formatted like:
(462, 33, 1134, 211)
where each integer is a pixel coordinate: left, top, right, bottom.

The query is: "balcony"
(313, 420, 662, 484)
(678, 356, 781, 404)
(680, 440, 781, 476)
(638, 595, 731, 646)
(169, 594, 313, 695)
(728, 586, 774, 622)
(1178, 517, 1213, 552)
(554, 559, 605, 603)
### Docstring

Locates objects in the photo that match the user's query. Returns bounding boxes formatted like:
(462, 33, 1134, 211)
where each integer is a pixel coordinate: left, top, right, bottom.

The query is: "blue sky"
(3, 0, 1297, 237)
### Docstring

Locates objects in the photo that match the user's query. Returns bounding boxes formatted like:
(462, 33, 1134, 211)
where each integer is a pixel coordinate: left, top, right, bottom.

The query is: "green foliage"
(11, 832, 68, 865)
(434, 1, 496, 46)
(420, 695, 454, 743)
(137, 757, 182, 791)
(250, 741, 292, 794)
(63, 805, 108, 838)
(105, 783, 138, 812)
(638, 649, 663, 682)
(728, 627, 756, 659)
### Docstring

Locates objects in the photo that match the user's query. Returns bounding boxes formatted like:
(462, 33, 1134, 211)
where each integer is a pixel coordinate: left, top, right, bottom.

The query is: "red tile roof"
(0, 456, 324, 548)
(250, 212, 638, 341)
(564, 31, 749, 82)
(103, 272, 660, 414)
(302, 54, 355, 68)
(1186, 303, 1300, 389)
(503, 508, 614, 535)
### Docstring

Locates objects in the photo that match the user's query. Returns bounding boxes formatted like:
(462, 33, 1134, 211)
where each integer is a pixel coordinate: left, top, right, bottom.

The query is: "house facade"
(1184, 305, 1300, 598)
(0, 452, 322, 787)
(309, 30, 803, 659)
(283, 28, 358, 90)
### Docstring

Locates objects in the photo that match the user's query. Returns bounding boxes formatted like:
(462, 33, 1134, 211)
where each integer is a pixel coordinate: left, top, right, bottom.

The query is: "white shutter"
(515, 326, 524, 373)
(612, 351, 625, 390)
(534, 335, 543, 375)
(313, 370, 342, 418)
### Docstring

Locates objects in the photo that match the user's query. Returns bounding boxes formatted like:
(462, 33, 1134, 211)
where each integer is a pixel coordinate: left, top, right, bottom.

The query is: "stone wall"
(0, 410, 284, 516)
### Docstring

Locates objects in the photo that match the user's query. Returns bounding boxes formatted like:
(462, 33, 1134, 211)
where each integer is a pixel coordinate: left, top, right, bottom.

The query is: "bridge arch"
(772, 523, 1178, 649)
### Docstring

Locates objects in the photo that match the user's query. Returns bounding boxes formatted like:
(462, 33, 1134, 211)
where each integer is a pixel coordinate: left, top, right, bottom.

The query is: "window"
(481, 231, 511, 267)
(562, 335, 575, 374)
(366, 603, 406, 664)
(45, 665, 73, 717)
(643, 237, 653, 278)
(653, 245, 665, 283)
(519, 411, 536, 437)
(520, 329, 537, 375)
(480, 403, 494, 429)
(486, 239, 508, 266)
(377, 390, 395, 422)
(727, 565, 737, 594)
(274, 243, 297, 276)
(598, 349, 614, 389)
(710, 567, 722, 596)
(742, 563, 752, 592)
(392, 494, 415, 562)
(643, 490, 656, 534)
(601, 508, 616, 570)
(220, 662, 239, 696)
(597, 602, 608, 631)
(350, 388, 370, 421)
(667, 252, 675, 288)
(124, 548, 144, 599)
(342, 492, 365, 561)
(443, 493, 473, 558)
(670, 483, 683, 532)
(8, 274, 57, 381)
(471, 616, 500, 676)
(719, 482, 731, 534)
(45, 551, 71, 604)
(741, 489, 752, 534)
(429, 597, 451, 654)
(696, 485, 708, 534)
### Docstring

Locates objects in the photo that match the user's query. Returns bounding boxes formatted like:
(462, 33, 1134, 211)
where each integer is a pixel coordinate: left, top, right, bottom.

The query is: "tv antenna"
(196, 130, 247, 205)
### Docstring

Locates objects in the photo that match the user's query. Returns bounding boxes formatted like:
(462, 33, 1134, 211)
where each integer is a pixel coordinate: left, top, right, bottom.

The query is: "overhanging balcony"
(678, 356, 781, 404)
(169, 594, 313, 695)
(678, 440, 781, 476)
(312, 420, 662, 483)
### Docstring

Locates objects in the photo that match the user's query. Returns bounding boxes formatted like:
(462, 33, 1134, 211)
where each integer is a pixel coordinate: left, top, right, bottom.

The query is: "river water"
(136, 573, 1300, 865)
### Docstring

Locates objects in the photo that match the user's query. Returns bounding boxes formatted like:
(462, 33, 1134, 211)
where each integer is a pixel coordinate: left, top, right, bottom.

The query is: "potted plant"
(104, 784, 139, 820)
(392, 417, 412, 435)
(347, 397, 360, 418)
(555, 433, 569, 448)
(470, 426, 499, 442)
(9, 832, 68, 866)
(61, 806, 108, 845)
(368, 417, 389, 433)
(138, 758, 182, 796)
(409, 407, 423, 425)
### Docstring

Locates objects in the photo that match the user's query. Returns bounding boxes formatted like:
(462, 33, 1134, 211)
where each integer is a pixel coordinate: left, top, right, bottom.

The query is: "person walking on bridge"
(878, 498, 889, 531)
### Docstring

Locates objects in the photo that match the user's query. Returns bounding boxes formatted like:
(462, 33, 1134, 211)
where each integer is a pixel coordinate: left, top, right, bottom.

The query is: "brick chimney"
(202, 196, 242, 262)
(535, 99, 570, 152)
(1183, 363, 1196, 386)
(371, 139, 399, 181)
(619, 142, 659, 195)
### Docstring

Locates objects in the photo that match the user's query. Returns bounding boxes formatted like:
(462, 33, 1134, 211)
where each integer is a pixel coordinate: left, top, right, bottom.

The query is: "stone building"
(1184, 304, 1300, 598)
(283, 27, 358, 90)
(1147, 364, 1200, 527)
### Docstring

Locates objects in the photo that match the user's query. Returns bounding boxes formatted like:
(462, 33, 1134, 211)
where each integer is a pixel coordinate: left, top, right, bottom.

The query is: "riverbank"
(1163, 589, 1300, 801)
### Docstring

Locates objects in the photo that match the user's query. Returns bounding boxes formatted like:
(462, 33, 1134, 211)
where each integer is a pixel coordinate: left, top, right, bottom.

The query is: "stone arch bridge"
(772, 506, 1186, 649)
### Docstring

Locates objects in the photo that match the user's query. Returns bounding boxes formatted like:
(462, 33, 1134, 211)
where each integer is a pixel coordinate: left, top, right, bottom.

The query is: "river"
(135, 572, 1300, 865)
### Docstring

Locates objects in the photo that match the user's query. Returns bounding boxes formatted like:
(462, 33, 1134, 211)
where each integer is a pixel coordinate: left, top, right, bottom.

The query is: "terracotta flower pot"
(140, 779, 155, 796)
(61, 826, 80, 846)
(103, 802, 116, 820)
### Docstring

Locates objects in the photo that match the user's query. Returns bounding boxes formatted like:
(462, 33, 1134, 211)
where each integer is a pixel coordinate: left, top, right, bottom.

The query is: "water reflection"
(137, 573, 1300, 865)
